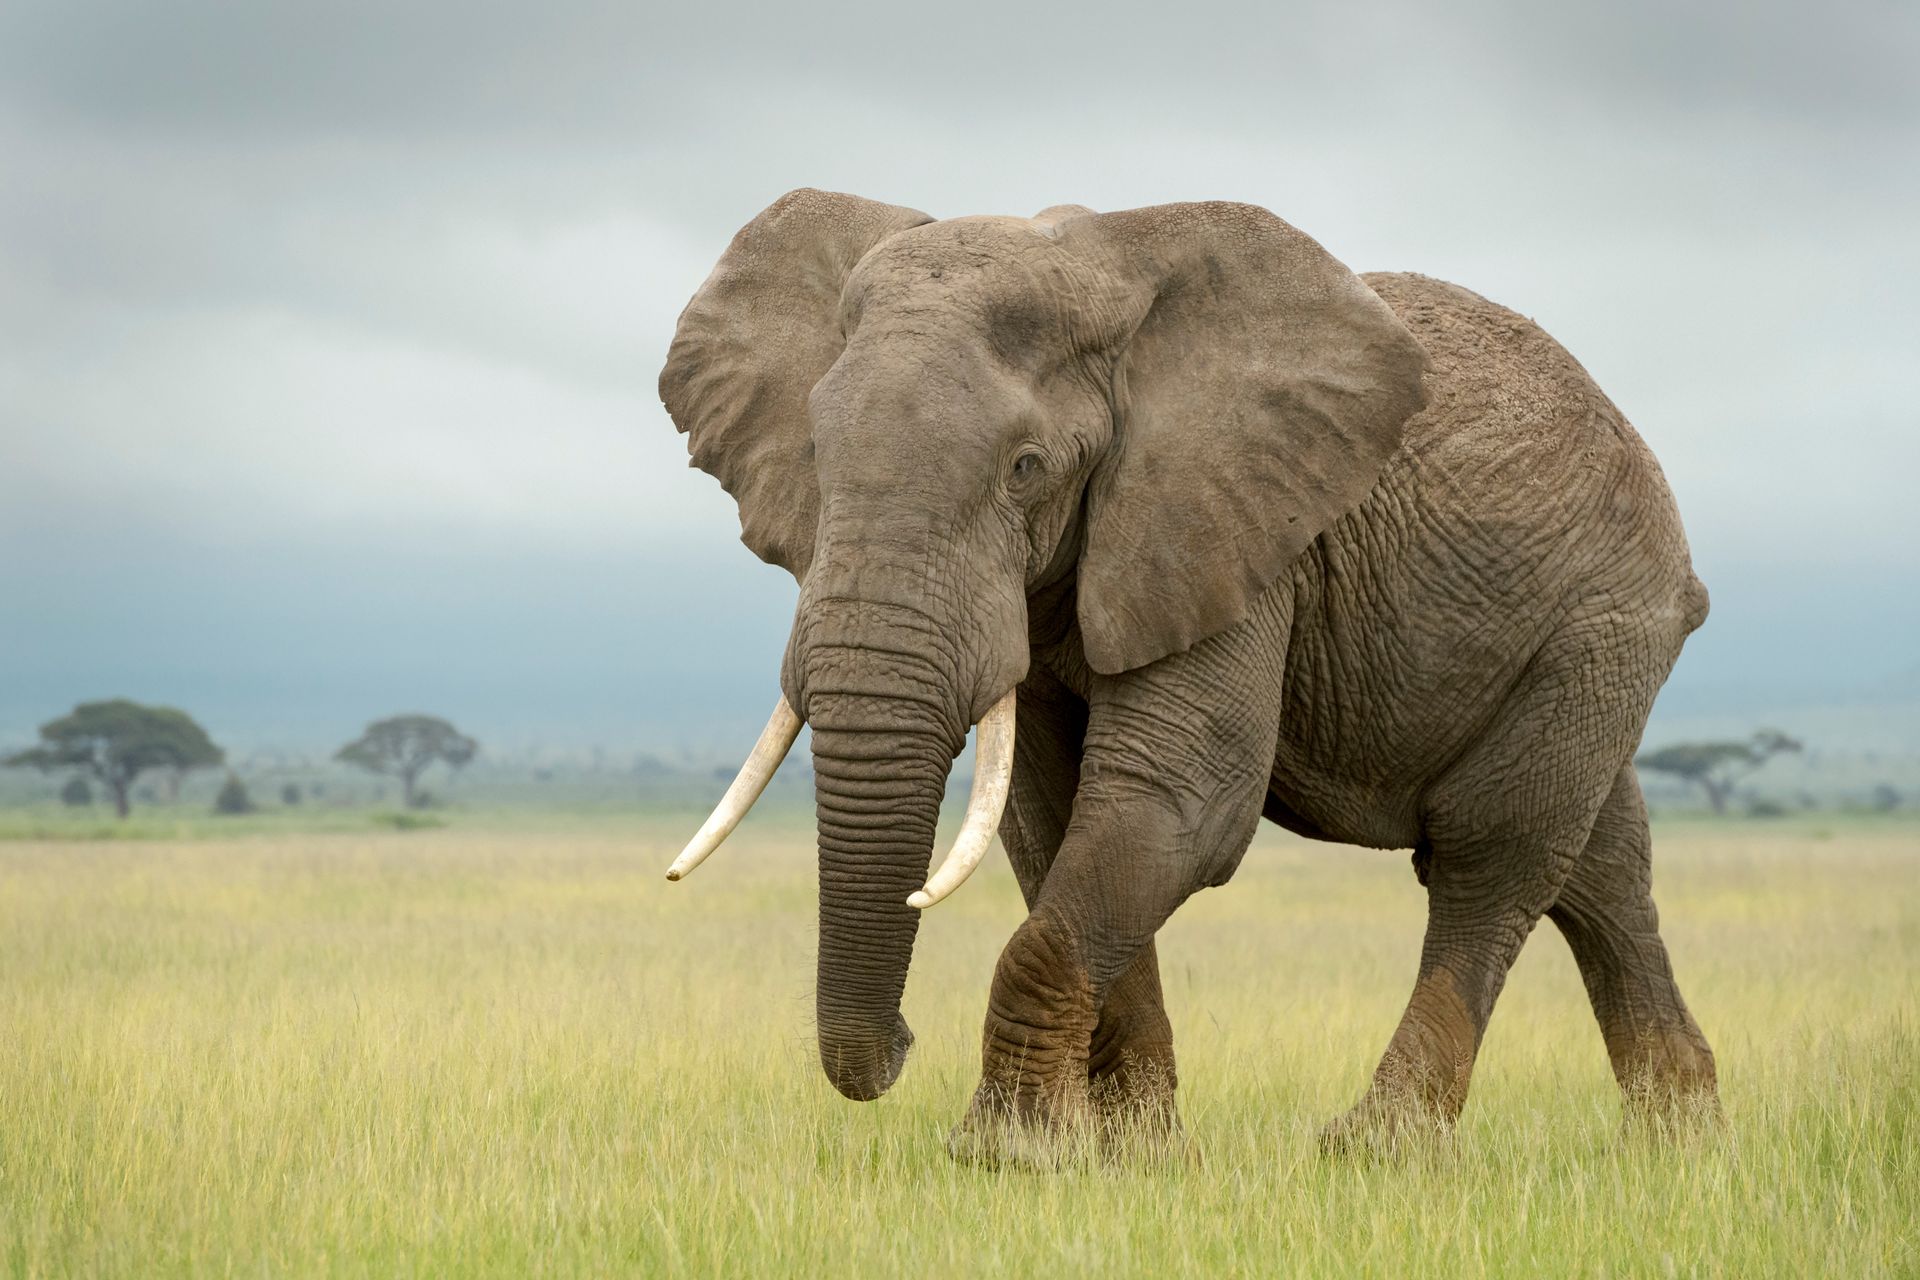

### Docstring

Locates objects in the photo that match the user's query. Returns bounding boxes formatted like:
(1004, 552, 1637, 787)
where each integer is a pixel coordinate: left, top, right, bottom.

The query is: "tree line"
(5, 703, 1894, 819)
(3, 701, 478, 817)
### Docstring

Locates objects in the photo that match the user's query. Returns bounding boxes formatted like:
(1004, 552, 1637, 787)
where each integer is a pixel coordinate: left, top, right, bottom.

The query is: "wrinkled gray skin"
(660, 190, 1718, 1162)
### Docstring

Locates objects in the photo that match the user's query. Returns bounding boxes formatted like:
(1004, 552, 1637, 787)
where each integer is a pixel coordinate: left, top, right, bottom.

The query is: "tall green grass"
(1, 817, 1913, 1275)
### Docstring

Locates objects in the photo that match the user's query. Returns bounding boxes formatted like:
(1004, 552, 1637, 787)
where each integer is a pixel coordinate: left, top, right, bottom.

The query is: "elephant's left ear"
(1064, 203, 1428, 674)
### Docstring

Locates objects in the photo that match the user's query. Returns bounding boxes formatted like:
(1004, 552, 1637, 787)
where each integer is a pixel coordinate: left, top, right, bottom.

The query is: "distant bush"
(60, 777, 93, 807)
(213, 774, 256, 815)
(281, 783, 302, 806)
(1745, 797, 1791, 819)
(372, 811, 446, 831)
(1869, 784, 1903, 813)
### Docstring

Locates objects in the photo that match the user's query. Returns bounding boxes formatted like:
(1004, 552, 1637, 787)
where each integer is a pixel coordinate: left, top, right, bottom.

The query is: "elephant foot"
(1089, 1051, 1194, 1164)
(946, 1112, 1097, 1170)
(946, 1082, 1097, 1170)
(1325, 1013, 1474, 1159)
(1618, 1078, 1722, 1141)
(947, 1107, 1196, 1170)
(947, 1064, 1197, 1169)
(1612, 1031, 1721, 1137)
(1318, 1091, 1454, 1159)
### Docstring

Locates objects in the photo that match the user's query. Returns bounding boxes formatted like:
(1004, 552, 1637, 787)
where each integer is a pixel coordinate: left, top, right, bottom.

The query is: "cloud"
(1, 0, 1914, 742)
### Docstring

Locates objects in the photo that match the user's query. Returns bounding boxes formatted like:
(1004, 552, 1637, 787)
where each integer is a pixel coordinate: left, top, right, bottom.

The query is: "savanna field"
(1, 809, 1914, 1277)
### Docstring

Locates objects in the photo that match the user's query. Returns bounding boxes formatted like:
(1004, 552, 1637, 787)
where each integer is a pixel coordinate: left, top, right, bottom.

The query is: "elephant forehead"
(813, 325, 1035, 434)
(847, 219, 1135, 363)
(851, 219, 1097, 311)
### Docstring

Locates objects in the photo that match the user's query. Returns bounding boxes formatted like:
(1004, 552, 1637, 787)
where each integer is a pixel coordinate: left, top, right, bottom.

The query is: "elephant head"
(659, 189, 1427, 1100)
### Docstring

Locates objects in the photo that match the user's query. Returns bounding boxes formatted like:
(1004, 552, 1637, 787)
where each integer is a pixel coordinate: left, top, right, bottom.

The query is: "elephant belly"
(1259, 275, 1703, 853)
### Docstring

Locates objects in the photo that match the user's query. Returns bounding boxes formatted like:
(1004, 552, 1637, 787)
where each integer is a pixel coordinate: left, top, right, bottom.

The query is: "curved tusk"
(665, 697, 802, 881)
(907, 689, 1017, 909)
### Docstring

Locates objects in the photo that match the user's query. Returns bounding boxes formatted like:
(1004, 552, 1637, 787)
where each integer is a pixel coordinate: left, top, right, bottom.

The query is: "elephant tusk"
(665, 697, 803, 881)
(907, 689, 1017, 909)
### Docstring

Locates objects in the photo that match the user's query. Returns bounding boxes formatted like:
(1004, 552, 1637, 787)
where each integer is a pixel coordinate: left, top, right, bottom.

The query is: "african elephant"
(658, 190, 1718, 1163)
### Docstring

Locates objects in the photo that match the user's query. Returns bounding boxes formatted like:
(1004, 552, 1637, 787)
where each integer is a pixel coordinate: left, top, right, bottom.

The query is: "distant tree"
(1869, 783, 1903, 813)
(281, 782, 303, 806)
(3, 700, 224, 819)
(60, 776, 93, 807)
(213, 773, 255, 815)
(335, 715, 478, 809)
(1636, 729, 1803, 815)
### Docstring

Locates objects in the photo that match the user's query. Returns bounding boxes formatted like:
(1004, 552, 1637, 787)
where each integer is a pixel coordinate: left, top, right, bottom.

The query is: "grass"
(0, 812, 1914, 1276)
(0, 803, 668, 842)
(0, 805, 425, 842)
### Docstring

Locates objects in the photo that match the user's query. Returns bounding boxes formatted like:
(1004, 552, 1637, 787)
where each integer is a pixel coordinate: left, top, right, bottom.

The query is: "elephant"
(657, 189, 1719, 1163)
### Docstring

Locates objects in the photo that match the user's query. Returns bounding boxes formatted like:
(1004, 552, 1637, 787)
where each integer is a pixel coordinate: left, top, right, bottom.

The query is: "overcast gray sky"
(1, 0, 1915, 752)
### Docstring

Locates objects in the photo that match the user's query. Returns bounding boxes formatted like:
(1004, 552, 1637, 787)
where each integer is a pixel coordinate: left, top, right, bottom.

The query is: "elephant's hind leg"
(1322, 812, 1590, 1152)
(1326, 622, 1667, 1152)
(1547, 765, 1717, 1123)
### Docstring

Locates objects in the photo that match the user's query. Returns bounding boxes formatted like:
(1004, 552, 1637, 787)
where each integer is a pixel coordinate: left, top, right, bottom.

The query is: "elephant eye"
(1011, 452, 1043, 482)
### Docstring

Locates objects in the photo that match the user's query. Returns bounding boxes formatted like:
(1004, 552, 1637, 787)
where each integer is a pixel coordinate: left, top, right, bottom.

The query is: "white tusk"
(665, 697, 802, 881)
(907, 689, 1017, 909)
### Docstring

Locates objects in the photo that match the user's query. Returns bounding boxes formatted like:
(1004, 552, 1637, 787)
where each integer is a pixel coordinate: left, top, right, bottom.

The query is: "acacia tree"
(1636, 729, 1803, 815)
(3, 700, 224, 818)
(335, 715, 478, 809)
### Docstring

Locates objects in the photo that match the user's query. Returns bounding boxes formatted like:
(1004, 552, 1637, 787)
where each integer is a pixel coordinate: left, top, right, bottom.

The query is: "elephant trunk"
(797, 612, 967, 1102)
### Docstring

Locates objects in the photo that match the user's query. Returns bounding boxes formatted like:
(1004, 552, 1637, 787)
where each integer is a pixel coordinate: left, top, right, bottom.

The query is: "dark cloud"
(2, 0, 1914, 745)
(3, 0, 1912, 139)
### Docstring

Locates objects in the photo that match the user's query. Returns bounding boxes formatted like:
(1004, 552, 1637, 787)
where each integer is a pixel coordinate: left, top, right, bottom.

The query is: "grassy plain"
(1, 810, 1914, 1276)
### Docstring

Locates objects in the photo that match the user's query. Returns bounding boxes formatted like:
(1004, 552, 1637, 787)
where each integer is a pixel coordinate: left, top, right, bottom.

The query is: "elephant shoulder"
(1357, 272, 1702, 633)
(1359, 272, 1590, 404)
(1357, 271, 1638, 464)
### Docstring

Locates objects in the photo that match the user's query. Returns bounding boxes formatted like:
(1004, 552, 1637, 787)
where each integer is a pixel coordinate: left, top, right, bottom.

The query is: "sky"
(1, 0, 1915, 756)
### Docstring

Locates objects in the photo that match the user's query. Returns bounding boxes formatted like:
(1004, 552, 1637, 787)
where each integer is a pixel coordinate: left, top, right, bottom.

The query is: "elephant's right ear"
(1064, 203, 1427, 675)
(659, 189, 934, 580)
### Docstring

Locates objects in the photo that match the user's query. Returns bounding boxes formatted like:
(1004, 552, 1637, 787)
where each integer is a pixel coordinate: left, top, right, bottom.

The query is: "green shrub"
(213, 774, 256, 816)
(371, 811, 446, 831)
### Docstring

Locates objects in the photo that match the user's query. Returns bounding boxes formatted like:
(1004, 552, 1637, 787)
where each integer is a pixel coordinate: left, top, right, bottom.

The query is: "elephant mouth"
(661, 690, 1015, 908)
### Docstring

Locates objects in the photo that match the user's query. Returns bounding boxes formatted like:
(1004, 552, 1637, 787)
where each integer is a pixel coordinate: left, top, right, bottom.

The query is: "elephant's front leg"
(951, 611, 1288, 1166)
(992, 670, 1181, 1145)
(953, 797, 1247, 1167)
(953, 893, 1104, 1163)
